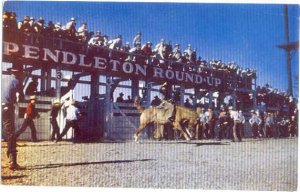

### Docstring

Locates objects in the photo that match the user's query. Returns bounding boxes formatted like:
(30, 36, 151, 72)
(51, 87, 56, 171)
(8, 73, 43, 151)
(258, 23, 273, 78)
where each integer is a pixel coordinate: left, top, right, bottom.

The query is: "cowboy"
(50, 99, 63, 142)
(57, 100, 82, 143)
(229, 106, 242, 142)
(15, 95, 40, 142)
(249, 110, 262, 139)
(217, 107, 231, 141)
(158, 82, 176, 122)
(2, 66, 25, 170)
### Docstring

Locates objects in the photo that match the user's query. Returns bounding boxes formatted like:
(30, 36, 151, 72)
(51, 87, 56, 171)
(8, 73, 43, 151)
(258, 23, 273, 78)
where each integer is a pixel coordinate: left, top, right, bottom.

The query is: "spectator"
(88, 32, 101, 47)
(184, 44, 193, 63)
(141, 41, 153, 57)
(44, 21, 55, 36)
(249, 110, 262, 138)
(217, 107, 231, 141)
(108, 34, 122, 50)
(229, 106, 243, 142)
(184, 98, 192, 108)
(264, 112, 274, 138)
(15, 95, 40, 142)
(77, 22, 88, 42)
(116, 92, 124, 103)
(204, 107, 216, 139)
(198, 108, 208, 139)
(165, 40, 173, 60)
(151, 96, 162, 107)
(18, 16, 31, 33)
(154, 38, 165, 60)
(133, 32, 142, 47)
(34, 17, 45, 34)
(122, 42, 131, 52)
(25, 77, 38, 95)
(125, 95, 133, 103)
(171, 43, 182, 62)
(65, 17, 77, 41)
(53, 22, 65, 38)
(102, 35, 109, 47)
(28, 16, 35, 33)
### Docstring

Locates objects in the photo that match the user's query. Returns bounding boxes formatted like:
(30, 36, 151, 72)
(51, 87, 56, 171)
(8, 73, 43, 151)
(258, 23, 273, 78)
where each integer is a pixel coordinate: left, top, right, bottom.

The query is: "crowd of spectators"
(3, 12, 297, 113)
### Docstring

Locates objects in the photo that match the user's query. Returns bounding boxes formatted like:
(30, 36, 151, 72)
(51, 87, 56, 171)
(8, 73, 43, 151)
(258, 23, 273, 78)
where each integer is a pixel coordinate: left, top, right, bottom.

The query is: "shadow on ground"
(24, 159, 155, 170)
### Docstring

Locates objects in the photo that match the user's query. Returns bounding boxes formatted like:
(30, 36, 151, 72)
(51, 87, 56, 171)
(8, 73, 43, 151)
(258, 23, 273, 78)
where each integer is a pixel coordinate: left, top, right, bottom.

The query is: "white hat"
(30, 95, 36, 100)
(70, 17, 75, 21)
(53, 99, 60, 104)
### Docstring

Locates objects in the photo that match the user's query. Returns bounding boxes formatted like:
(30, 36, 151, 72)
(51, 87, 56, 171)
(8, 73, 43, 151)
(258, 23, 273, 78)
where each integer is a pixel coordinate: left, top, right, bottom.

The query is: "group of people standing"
(1, 66, 83, 170)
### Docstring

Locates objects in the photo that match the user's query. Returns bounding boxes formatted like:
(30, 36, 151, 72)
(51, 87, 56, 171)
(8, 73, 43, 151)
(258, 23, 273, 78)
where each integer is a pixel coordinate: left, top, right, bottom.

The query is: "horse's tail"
(134, 96, 145, 113)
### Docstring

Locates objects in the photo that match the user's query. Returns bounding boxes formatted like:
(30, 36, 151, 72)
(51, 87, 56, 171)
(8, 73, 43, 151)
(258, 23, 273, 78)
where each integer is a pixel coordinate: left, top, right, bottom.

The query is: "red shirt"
(26, 102, 37, 119)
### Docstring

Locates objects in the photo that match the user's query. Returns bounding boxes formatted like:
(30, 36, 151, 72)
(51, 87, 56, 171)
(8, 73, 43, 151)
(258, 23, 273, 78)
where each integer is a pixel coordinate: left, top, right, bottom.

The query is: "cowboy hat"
(30, 95, 36, 100)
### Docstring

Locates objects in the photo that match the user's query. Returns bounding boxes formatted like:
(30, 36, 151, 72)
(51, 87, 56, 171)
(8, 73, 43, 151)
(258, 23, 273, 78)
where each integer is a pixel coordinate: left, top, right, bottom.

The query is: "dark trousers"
(232, 121, 242, 141)
(50, 118, 60, 141)
(218, 123, 229, 140)
(59, 120, 80, 141)
(16, 118, 37, 141)
(2, 105, 17, 163)
(251, 123, 259, 138)
(207, 121, 215, 139)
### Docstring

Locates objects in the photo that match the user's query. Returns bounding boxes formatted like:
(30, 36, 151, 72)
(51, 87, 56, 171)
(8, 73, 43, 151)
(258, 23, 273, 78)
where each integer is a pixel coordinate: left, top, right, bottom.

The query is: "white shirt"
(88, 37, 100, 46)
(108, 38, 122, 49)
(249, 114, 261, 125)
(199, 113, 208, 123)
(66, 105, 80, 121)
(230, 110, 240, 121)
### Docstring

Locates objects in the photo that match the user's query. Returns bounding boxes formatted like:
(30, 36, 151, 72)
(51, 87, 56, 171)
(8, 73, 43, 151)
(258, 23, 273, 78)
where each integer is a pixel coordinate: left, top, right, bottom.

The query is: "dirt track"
(1, 137, 298, 190)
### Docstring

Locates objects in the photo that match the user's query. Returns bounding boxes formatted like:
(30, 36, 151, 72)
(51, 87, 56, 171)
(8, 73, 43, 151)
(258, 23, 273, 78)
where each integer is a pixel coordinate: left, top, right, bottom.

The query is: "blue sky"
(3, 1, 299, 98)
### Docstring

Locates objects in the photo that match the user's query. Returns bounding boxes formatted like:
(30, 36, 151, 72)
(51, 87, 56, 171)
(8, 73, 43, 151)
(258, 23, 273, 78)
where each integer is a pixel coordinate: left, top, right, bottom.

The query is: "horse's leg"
(134, 124, 145, 142)
(173, 122, 190, 141)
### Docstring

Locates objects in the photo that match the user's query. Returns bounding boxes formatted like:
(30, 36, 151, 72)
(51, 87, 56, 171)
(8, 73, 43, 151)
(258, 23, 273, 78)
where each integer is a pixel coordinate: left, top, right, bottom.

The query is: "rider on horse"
(159, 81, 180, 122)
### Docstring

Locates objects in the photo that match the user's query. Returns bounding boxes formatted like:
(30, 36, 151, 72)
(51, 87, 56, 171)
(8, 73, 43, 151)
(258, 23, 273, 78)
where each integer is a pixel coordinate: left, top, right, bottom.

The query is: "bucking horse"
(133, 97, 199, 142)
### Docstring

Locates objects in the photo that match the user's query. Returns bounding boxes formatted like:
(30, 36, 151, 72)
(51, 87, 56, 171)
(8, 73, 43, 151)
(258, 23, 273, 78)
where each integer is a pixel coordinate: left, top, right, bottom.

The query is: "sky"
(3, 1, 299, 98)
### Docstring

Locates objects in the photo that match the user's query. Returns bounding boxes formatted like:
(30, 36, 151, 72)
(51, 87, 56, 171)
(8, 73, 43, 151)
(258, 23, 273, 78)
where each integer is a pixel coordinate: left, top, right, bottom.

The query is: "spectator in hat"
(171, 44, 182, 63)
(184, 44, 193, 62)
(2, 66, 25, 170)
(229, 106, 243, 142)
(57, 100, 82, 143)
(204, 107, 217, 139)
(165, 40, 173, 60)
(116, 92, 124, 103)
(44, 21, 55, 36)
(141, 41, 153, 57)
(197, 108, 208, 139)
(88, 32, 102, 47)
(264, 112, 274, 138)
(108, 34, 122, 50)
(151, 96, 162, 107)
(8, 12, 18, 31)
(18, 16, 31, 33)
(28, 16, 35, 33)
(53, 22, 64, 38)
(184, 98, 192, 108)
(102, 35, 109, 47)
(121, 42, 131, 52)
(15, 95, 40, 142)
(77, 22, 88, 42)
(34, 17, 45, 34)
(50, 99, 63, 142)
(249, 110, 262, 139)
(133, 32, 142, 47)
(217, 107, 232, 141)
(65, 17, 77, 41)
(154, 38, 165, 60)
(25, 77, 38, 95)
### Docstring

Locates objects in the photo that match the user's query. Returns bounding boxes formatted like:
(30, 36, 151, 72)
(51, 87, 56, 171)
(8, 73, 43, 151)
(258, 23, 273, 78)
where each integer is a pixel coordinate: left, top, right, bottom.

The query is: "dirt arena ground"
(1, 137, 298, 190)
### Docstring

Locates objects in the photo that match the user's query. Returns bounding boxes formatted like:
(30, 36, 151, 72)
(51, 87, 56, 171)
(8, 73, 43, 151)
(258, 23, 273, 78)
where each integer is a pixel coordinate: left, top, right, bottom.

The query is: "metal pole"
(284, 5, 293, 96)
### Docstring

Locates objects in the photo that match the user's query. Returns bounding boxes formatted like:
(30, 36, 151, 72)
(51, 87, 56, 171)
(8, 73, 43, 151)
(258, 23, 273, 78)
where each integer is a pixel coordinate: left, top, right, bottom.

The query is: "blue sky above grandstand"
(3, 1, 299, 97)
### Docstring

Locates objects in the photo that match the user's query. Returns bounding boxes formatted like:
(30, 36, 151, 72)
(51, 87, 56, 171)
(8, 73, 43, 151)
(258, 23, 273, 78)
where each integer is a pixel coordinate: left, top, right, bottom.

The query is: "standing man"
(25, 77, 38, 95)
(15, 95, 40, 142)
(2, 66, 25, 169)
(205, 107, 216, 139)
(50, 99, 63, 142)
(57, 100, 82, 143)
(249, 110, 262, 139)
(217, 107, 231, 141)
(229, 106, 243, 142)
(133, 32, 142, 47)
